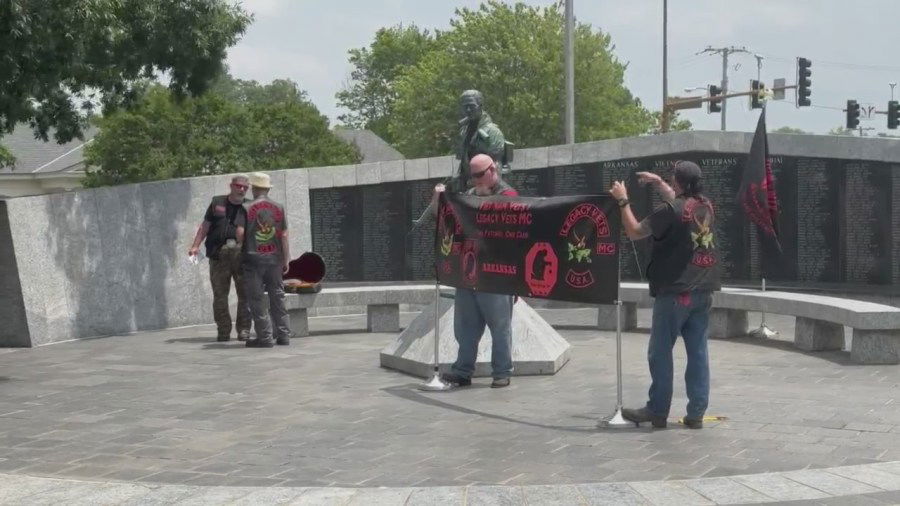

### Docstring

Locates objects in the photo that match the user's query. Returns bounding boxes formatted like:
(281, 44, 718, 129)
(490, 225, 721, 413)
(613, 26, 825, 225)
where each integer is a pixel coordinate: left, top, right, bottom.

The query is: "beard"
(474, 185, 492, 196)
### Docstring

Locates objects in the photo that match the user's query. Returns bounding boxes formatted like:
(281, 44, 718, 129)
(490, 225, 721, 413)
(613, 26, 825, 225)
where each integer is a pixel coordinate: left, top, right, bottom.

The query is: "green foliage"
(648, 111, 692, 134)
(339, 2, 654, 158)
(828, 126, 855, 136)
(0, 0, 251, 146)
(83, 78, 359, 187)
(0, 144, 14, 168)
(771, 126, 808, 134)
(210, 76, 309, 106)
(335, 24, 439, 144)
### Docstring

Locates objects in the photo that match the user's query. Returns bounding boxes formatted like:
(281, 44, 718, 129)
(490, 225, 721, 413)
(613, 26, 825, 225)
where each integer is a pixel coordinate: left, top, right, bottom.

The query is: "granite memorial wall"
(2, 131, 899, 346)
(310, 151, 900, 287)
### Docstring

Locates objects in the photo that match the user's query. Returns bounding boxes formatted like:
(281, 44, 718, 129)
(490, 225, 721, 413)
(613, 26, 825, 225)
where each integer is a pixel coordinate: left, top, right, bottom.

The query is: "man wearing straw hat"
(236, 172, 292, 348)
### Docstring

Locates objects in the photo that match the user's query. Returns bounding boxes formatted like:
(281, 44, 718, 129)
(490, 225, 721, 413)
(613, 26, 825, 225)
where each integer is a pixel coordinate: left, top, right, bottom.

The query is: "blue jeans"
(645, 290, 711, 419)
(451, 288, 514, 379)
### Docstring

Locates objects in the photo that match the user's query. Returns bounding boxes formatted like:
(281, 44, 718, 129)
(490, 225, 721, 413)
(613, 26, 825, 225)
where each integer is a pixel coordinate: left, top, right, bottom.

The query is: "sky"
(228, 0, 900, 136)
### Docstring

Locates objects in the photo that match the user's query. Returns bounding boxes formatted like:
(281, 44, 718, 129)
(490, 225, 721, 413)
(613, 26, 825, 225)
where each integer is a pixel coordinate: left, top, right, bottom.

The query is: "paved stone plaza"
(0, 308, 899, 504)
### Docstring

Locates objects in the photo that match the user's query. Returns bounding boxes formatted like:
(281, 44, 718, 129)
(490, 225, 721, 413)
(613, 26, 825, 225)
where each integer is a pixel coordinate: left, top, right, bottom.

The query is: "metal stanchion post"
(749, 277, 778, 338)
(600, 243, 634, 428)
(420, 281, 451, 391)
(599, 299, 633, 427)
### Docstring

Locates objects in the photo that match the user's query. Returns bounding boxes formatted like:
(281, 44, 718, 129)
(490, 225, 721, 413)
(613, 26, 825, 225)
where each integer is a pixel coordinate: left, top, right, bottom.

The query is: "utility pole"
(754, 53, 764, 82)
(661, 0, 668, 133)
(699, 46, 750, 131)
(564, 0, 575, 144)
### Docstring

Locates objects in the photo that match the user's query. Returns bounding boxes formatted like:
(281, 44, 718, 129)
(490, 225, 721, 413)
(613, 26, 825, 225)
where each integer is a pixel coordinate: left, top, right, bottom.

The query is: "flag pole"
(745, 106, 779, 340)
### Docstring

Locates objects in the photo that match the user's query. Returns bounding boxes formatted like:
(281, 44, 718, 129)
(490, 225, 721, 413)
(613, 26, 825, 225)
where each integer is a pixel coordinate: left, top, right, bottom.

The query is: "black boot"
(621, 407, 667, 428)
(439, 373, 471, 387)
(682, 416, 703, 429)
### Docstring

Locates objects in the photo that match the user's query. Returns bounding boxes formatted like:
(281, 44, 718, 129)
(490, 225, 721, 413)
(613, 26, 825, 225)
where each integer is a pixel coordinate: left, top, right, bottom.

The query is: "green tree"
(0, 145, 13, 167)
(210, 75, 308, 106)
(648, 111, 692, 134)
(84, 78, 359, 187)
(335, 25, 439, 144)
(771, 126, 808, 134)
(0, 0, 251, 166)
(828, 126, 855, 136)
(377, 2, 652, 158)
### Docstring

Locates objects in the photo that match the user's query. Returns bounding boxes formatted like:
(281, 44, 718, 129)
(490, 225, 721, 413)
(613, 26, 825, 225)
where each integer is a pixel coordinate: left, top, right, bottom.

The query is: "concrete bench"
(598, 282, 900, 365)
(284, 282, 900, 364)
(284, 285, 439, 336)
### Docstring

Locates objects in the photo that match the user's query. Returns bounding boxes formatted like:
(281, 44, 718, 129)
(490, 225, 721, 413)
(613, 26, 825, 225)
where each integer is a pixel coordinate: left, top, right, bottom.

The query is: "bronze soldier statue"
(413, 90, 511, 227)
(453, 89, 507, 192)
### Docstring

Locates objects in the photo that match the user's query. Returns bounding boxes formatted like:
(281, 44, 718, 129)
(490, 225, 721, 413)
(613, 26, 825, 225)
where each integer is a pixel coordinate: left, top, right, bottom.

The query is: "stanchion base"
(419, 373, 452, 392)
(749, 325, 778, 339)
(598, 407, 636, 428)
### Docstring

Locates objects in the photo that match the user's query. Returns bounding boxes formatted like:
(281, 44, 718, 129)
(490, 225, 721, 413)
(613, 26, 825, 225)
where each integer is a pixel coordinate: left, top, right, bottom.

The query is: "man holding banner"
(610, 161, 720, 429)
(434, 154, 518, 388)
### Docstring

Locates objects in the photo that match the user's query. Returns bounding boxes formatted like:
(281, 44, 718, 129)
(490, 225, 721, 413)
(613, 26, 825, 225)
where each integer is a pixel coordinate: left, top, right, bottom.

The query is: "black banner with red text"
(435, 193, 621, 304)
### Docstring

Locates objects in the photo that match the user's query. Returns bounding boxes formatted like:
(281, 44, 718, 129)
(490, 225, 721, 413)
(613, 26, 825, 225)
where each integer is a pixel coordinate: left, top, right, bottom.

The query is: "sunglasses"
(231, 183, 249, 190)
(470, 166, 492, 179)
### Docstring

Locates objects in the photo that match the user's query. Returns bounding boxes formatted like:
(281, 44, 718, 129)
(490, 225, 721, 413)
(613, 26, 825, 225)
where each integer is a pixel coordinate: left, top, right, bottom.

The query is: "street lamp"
(890, 82, 897, 101)
(684, 86, 707, 93)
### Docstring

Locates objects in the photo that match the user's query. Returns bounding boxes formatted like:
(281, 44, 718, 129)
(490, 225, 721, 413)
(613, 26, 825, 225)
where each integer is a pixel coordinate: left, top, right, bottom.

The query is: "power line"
(760, 54, 900, 73)
(808, 104, 846, 112)
(768, 100, 844, 111)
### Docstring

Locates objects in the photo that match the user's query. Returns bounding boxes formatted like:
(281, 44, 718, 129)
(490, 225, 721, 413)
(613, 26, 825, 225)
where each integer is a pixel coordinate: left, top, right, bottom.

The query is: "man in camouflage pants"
(188, 175, 252, 341)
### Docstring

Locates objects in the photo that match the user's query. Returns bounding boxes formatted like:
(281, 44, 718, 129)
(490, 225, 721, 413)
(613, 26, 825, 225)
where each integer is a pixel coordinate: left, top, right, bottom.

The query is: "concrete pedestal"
(795, 317, 844, 351)
(709, 308, 749, 339)
(380, 298, 571, 378)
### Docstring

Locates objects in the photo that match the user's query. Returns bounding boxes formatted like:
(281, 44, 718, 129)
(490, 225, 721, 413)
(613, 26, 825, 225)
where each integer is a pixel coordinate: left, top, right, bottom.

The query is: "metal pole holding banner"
(420, 281, 451, 391)
(749, 277, 778, 338)
(600, 243, 633, 428)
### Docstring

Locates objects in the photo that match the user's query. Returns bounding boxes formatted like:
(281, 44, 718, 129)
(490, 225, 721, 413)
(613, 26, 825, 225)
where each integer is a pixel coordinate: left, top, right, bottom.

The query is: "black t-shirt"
(203, 195, 246, 259)
(643, 196, 721, 297)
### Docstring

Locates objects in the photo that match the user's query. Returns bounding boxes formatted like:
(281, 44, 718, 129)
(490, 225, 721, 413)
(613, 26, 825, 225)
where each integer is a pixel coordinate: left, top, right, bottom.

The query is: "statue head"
(460, 89, 484, 123)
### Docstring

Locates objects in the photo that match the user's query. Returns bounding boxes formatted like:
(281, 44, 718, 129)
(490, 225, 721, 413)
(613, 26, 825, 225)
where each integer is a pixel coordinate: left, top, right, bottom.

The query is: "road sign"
(773, 78, 785, 100)
(861, 103, 877, 121)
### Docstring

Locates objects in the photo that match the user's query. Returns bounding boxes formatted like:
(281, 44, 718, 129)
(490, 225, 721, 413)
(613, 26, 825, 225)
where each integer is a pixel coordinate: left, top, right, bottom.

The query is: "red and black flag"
(739, 109, 782, 257)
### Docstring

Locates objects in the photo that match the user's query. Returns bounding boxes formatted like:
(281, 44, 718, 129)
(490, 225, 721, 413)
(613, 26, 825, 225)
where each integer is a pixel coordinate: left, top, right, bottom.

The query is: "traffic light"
(750, 80, 763, 109)
(708, 84, 722, 113)
(888, 101, 899, 130)
(797, 57, 812, 107)
(846, 100, 860, 129)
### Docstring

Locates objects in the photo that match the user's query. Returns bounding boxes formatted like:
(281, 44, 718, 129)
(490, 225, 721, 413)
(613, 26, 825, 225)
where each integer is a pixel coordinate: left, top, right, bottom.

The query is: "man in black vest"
(610, 161, 721, 429)
(188, 174, 252, 342)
